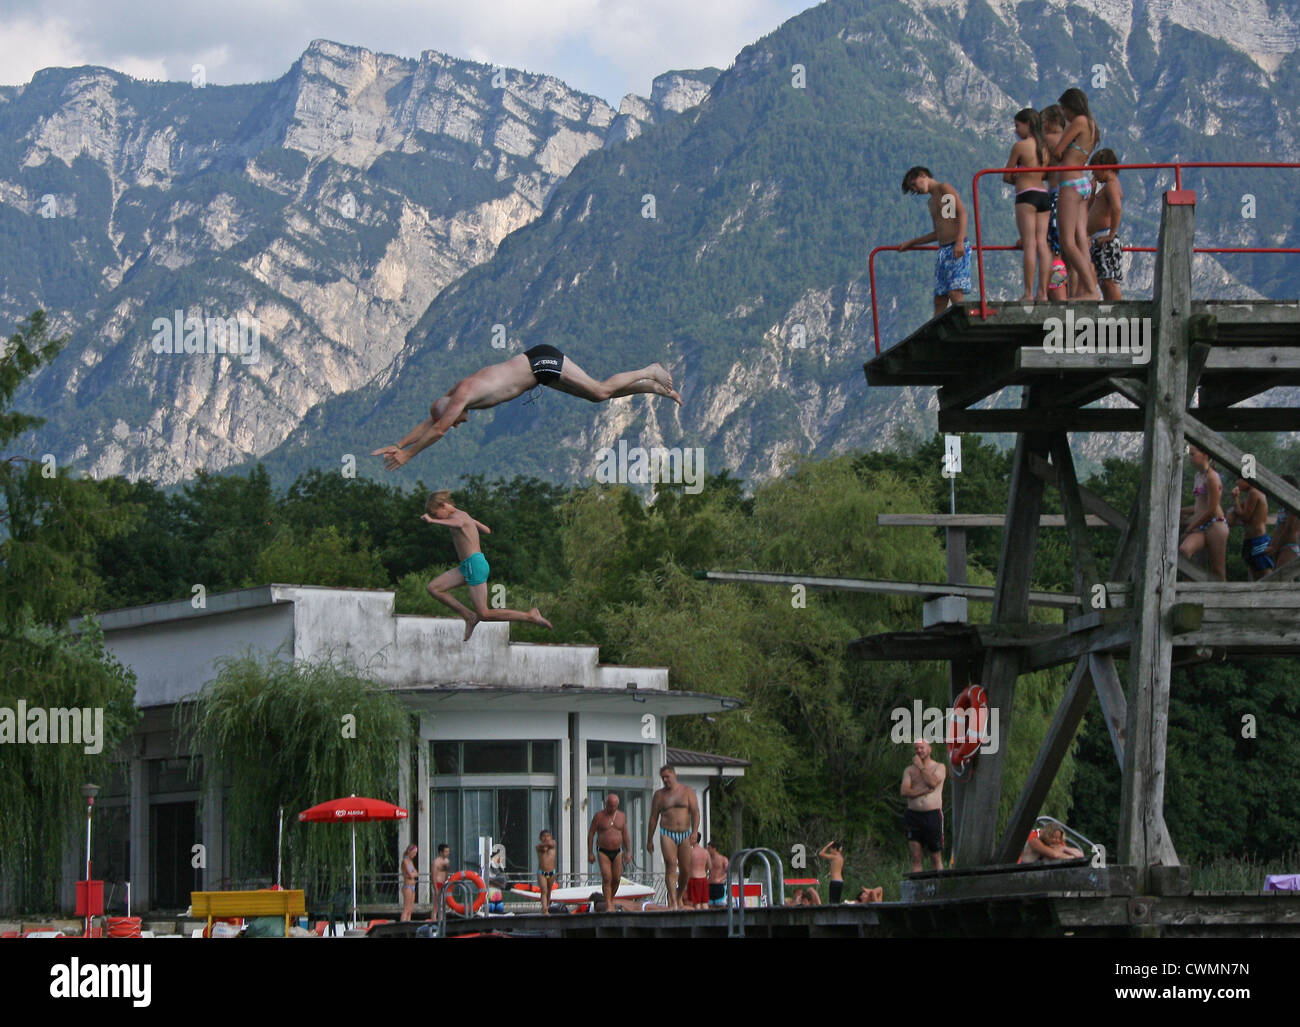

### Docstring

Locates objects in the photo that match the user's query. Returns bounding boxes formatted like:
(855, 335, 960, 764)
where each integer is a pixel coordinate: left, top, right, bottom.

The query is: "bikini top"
(1193, 471, 1207, 496)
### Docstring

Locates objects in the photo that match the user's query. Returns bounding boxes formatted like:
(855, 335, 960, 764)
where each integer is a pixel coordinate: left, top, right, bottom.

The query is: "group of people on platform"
(1182, 445, 1299, 581)
(900, 86, 1123, 314)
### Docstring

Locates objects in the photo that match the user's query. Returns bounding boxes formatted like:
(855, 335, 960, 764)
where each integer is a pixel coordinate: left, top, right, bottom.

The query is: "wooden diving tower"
(861, 188, 1300, 889)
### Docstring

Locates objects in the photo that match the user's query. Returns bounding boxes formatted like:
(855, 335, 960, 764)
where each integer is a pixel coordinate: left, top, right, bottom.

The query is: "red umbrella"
(298, 795, 408, 928)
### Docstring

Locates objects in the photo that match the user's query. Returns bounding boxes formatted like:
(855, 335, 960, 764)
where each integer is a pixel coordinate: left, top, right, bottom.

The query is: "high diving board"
(694, 570, 1078, 609)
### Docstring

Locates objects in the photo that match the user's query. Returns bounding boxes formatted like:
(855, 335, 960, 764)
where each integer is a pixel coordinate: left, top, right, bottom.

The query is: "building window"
(432, 788, 556, 875)
(429, 740, 561, 874)
(586, 741, 647, 777)
(433, 741, 556, 775)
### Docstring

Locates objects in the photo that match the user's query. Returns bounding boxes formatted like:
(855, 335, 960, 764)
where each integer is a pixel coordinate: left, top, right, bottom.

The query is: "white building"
(76, 585, 745, 912)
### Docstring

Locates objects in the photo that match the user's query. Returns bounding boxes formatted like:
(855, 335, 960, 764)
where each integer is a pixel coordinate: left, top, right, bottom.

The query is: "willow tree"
(0, 622, 139, 913)
(182, 656, 417, 901)
(0, 312, 140, 913)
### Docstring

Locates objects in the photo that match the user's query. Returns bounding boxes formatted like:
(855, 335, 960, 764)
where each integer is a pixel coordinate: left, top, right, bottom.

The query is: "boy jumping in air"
(899, 166, 971, 317)
(422, 490, 552, 640)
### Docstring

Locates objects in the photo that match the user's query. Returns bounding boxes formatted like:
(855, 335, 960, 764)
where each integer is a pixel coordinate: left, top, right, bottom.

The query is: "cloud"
(0, 0, 816, 103)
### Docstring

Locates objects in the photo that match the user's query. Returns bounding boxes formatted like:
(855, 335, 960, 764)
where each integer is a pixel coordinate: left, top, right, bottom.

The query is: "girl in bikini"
(1052, 87, 1102, 300)
(1004, 108, 1053, 302)
(400, 843, 418, 922)
(1179, 444, 1230, 581)
(1040, 105, 1069, 299)
(1266, 474, 1300, 568)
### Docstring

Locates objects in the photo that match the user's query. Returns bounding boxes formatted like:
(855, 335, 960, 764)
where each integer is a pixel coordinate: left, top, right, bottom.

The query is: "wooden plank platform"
(864, 300, 1300, 434)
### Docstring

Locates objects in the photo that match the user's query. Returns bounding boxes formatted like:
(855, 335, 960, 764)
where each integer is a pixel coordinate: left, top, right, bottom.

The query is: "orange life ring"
(444, 871, 487, 914)
(947, 684, 988, 774)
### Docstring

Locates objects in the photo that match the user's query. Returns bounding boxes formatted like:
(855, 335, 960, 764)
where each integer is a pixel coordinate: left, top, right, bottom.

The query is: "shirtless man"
(535, 829, 557, 915)
(898, 166, 971, 317)
(818, 841, 845, 903)
(1226, 475, 1275, 580)
(372, 346, 682, 470)
(421, 490, 552, 640)
(647, 765, 699, 910)
(705, 840, 729, 909)
(684, 832, 709, 909)
(432, 843, 450, 911)
(900, 740, 946, 872)
(587, 793, 630, 912)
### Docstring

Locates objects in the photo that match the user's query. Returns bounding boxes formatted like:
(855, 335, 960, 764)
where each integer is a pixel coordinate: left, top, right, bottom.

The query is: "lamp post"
(81, 783, 99, 937)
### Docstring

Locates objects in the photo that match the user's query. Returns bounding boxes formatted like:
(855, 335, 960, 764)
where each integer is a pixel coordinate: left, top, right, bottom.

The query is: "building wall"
(106, 604, 295, 708)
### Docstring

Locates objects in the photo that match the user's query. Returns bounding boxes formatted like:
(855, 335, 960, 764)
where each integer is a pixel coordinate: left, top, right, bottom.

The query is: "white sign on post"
(942, 435, 962, 478)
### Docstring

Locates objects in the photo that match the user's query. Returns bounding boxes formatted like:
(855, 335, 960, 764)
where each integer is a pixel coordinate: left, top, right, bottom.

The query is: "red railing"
(871, 161, 1300, 355)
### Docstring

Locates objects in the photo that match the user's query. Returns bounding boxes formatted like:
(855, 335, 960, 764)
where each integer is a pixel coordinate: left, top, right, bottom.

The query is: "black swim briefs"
(904, 808, 944, 854)
(524, 344, 564, 385)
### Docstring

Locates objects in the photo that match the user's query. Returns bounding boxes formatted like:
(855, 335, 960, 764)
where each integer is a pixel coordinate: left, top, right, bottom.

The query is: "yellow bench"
(190, 890, 306, 936)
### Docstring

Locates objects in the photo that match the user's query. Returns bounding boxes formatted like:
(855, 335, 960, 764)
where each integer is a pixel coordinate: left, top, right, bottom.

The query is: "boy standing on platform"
(1087, 149, 1124, 301)
(899, 167, 971, 317)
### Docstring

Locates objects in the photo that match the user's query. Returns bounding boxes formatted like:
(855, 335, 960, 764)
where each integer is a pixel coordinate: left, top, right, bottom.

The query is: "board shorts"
(458, 551, 490, 586)
(708, 882, 726, 907)
(1244, 534, 1275, 573)
(1090, 234, 1123, 281)
(524, 344, 564, 385)
(934, 242, 972, 296)
(687, 877, 709, 905)
(904, 808, 944, 854)
(828, 880, 844, 903)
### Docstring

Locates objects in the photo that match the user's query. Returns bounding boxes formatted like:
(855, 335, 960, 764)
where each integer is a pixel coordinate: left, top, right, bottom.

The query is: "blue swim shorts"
(458, 552, 490, 586)
(934, 242, 972, 296)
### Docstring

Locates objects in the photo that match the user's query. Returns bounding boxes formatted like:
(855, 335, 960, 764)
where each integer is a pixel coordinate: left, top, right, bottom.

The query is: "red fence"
(870, 161, 1300, 355)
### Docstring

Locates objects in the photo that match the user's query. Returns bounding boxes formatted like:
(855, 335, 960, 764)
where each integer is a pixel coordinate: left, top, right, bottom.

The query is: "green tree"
(182, 655, 417, 900)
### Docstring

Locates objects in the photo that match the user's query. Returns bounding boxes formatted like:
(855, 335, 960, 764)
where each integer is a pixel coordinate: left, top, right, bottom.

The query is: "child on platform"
(899, 166, 971, 317)
(1087, 148, 1124, 301)
(1051, 88, 1101, 299)
(1004, 108, 1053, 301)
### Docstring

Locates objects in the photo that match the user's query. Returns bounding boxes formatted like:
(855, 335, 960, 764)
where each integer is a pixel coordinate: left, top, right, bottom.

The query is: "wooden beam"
(1051, 434, 1101, 600)
(1260, 558, 1300, 583)
(1111, 377, 1300, 519)
(696, 570, 1079, 608)
(994, 658, 1093, 864)
(954, 392, 1052, 866)
(942, 405, 1300, 433)
(1119, 192, 1193, 880)
(877, 513, 1110, 528)
(1024, 617, 1134, 671)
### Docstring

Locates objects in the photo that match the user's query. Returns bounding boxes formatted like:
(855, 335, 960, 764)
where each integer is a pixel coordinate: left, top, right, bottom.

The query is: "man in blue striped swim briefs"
(422, 490, 553, 641)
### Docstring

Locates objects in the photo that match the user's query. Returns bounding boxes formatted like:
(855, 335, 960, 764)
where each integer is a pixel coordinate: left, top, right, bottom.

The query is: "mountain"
(7, 0, 1300, 488)
(0, 39, 717, 482)
(259, 0, 1300, 487)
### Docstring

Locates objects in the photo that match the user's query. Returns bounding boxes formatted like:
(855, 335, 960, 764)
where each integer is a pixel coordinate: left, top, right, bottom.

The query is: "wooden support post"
(1119, 193, 1193, 885)
(946, 525, 971, 857)
(953, 391, 1050, 866)
(994, 658, 1092, 863)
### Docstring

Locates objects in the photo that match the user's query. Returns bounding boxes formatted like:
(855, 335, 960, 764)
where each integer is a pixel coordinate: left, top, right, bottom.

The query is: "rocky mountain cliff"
(0, 39, 716, 482)
(259, 0, 1300, 488)
(6, 0, 1299, 488)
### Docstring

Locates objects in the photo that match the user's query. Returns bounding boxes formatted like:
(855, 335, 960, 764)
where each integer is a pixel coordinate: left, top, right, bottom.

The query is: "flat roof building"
(75, 585, 744, 912)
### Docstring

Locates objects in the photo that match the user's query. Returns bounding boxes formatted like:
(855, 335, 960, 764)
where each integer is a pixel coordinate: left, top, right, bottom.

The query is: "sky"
(0, 0, 820, 105)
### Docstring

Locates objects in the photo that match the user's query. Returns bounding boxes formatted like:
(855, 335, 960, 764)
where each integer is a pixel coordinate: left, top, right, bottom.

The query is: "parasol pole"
(276, 805, 284, 888)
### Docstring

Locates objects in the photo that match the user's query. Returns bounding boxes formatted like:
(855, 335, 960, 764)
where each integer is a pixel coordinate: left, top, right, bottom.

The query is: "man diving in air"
(372, 345, 682, 469)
